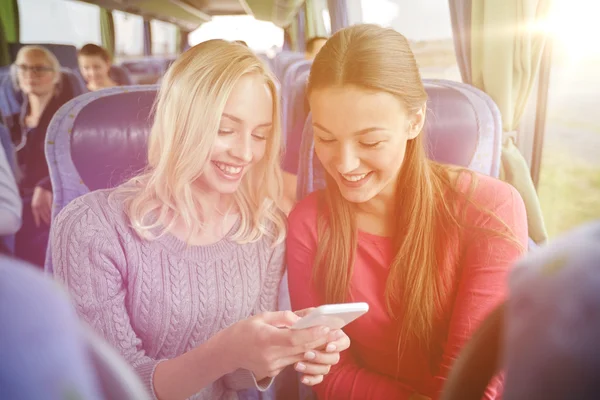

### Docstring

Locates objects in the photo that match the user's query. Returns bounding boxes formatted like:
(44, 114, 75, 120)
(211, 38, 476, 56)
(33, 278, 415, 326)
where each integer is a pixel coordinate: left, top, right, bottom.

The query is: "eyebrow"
(313, 122, 385, 136)
(222, 113, 272, 128)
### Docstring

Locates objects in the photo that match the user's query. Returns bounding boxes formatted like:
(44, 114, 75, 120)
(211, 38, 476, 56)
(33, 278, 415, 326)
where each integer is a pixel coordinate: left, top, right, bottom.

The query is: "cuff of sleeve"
(134, 359, 166, 400)
(36, 176, 52, 191)
(223, 368, 275, 392)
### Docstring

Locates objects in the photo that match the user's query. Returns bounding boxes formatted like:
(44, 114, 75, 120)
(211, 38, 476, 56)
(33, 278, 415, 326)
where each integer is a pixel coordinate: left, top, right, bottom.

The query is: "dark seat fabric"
(109, 65, 133, 86)
(44, 85, 157, 273)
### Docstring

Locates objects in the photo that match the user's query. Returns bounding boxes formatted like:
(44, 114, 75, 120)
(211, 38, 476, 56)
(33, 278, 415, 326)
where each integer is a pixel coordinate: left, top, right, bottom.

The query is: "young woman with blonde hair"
(287, 24, 528, 399)
(52, 39, 348, 400)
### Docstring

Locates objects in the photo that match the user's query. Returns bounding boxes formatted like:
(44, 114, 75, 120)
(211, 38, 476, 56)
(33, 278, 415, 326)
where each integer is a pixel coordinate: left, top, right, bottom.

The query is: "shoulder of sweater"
(54, 189, 130, 239)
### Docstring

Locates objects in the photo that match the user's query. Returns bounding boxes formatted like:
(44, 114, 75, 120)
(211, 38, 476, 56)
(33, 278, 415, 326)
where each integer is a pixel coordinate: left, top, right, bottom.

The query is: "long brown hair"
(308, 24, 516, 351)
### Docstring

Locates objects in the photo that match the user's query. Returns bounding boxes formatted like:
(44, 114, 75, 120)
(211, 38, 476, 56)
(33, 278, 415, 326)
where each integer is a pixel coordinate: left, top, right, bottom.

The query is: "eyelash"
(360, 142, 382, 148)
(316, 137, 382, 148)
(218, 129, 267, 141)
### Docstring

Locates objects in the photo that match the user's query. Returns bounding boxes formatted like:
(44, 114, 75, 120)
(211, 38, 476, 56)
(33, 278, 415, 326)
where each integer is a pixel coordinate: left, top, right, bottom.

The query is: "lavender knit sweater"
(51, 189, 286, 399)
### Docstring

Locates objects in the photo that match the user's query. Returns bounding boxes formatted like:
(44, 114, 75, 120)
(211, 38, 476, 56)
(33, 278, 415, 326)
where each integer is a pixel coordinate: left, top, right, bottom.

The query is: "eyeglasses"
(15, 64, 54, 76)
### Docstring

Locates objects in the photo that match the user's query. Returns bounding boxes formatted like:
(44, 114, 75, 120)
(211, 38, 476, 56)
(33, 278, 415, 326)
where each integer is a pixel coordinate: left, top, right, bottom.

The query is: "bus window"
(536, 0, 600, 237)
(359, 0, 460, 81)
(113, 10, 144, 60)
(18, 0, 101, 47)
(151, 20, 177, 57)
(189, 16, 283, 53)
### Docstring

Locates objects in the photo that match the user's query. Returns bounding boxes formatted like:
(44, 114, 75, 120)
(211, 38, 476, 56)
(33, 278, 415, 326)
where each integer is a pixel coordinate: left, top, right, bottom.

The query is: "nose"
(229, 132, 253, 163)
(335, 143, 360, 174)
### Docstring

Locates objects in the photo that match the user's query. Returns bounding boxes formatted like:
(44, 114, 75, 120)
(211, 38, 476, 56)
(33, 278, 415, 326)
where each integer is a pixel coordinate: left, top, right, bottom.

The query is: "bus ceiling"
(78, 0, 306, 30)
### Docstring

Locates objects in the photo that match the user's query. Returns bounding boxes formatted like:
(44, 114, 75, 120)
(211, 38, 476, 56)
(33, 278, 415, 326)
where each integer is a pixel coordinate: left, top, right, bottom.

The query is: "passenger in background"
(77, 44, 118, 91)
(287, 24, 528, 399)
(305, 36, 328, 60)
(9, 45, 75, 267)
(52, 40, 349, 400)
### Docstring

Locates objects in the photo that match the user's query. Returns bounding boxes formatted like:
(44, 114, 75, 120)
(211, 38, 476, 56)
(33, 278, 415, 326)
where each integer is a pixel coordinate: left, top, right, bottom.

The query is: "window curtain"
(449, 0, 552, 244)
(326, 0, 349, 33)
(0, 0, 19, 66)
(100, 8, 115, 59)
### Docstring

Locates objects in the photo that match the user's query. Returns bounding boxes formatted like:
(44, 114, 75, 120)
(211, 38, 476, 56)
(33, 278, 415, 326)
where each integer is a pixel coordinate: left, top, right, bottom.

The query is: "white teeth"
(215, 162, 242, 174)
(342, 173, 368, 182)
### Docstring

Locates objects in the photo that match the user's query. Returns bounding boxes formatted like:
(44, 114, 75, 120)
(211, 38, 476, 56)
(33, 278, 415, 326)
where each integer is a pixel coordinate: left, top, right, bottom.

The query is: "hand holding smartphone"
(291, 302, 369, 330)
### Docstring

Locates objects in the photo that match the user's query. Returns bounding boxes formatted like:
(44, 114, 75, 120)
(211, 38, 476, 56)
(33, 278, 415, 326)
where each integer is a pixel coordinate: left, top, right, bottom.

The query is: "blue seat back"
(281, 60, 311, 144)
(46, 85, 156, 214)
(45, 86, 157, 273)
(297, 79, 503, 199)
(282, 70, 310, 175)
(109, 65, 133, 86)
(273, 51, 304, 81)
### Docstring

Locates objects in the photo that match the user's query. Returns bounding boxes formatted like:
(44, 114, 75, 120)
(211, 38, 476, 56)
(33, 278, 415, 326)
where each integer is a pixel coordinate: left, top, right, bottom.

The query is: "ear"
(407, 103, 427, 140)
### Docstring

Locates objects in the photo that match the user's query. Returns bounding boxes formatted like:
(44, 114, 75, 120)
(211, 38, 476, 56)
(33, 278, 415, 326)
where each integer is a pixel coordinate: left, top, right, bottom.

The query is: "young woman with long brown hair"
(286, 24, 528, 399)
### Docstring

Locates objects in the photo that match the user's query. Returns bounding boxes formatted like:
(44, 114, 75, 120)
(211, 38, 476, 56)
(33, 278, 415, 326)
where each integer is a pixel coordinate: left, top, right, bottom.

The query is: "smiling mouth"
(213, 161, 246, 179)
(341, 172, 370, 182)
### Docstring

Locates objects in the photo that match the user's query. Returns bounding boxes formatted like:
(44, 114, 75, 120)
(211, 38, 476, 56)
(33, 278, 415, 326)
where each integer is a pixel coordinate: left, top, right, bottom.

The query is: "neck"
(354, 185, 396, 220)
(28, 91, 54, 120)
(89, 78, 114, 90)
(168, 190, 236, 245)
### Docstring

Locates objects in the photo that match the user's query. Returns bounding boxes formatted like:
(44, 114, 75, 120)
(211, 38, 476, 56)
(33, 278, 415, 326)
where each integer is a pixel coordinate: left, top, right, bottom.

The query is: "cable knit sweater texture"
(51, 189, 286, 400)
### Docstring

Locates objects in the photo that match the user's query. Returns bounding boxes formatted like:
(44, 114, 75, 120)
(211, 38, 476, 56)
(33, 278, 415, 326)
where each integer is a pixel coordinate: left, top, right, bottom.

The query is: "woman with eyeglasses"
(9, 45, 75, 267)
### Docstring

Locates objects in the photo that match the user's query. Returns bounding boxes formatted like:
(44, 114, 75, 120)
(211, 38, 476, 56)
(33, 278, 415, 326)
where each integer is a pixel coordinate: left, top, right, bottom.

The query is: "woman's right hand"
(220, 310, 333, 380)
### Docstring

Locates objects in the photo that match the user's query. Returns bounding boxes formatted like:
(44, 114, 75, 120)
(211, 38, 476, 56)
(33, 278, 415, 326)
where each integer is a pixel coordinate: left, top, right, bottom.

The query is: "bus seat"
(120, 60, 164, 84)
(282, 70, 310, 175)
(441, 221, 600, 400)
(0, 68, 86, 131)
(44, 85, 157, 273)
(296, 79, 503, 199)
(109, 65, 133, 86)
(273, 51, 304, 80)
(9, 43, 79, 71)
(0, 254, 151, 400)
(0, 122, 17, 255)
(281, 60, 311, 145)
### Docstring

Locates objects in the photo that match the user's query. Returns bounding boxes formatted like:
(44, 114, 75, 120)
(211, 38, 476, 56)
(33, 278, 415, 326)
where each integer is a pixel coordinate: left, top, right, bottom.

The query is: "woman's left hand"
(294, 328, 350, 386)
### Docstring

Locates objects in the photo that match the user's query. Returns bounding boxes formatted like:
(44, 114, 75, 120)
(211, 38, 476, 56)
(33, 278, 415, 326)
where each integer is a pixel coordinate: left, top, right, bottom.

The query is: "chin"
(337, 187, 377, 204)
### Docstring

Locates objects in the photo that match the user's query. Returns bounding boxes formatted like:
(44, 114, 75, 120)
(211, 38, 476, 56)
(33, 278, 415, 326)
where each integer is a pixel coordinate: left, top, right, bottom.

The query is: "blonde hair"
(11, 45, 62, 91)
(115, 39, 286, 245)
(308, 24, 521, 352)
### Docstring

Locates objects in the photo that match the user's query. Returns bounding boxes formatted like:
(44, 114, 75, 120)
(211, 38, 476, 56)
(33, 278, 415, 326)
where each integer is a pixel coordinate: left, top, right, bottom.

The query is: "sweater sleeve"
(51, 196, 165, 399)
(222, 239, 286, 392)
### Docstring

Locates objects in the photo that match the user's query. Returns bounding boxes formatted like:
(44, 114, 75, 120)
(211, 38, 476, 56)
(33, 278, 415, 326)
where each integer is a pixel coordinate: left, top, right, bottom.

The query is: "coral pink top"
(287, 173, 528, 399)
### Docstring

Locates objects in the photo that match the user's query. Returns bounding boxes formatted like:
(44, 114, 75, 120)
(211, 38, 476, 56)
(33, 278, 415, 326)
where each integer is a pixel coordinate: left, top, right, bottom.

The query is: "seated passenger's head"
(305, 36, 328, 59)
(77, 44, 112, 88)
(12, 45, 61, 97)
(136, 39, 283, 240)
(307, 24, 427, 205)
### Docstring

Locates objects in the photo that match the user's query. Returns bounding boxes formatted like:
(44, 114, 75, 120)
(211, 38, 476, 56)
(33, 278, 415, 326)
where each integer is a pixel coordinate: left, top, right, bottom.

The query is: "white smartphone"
(291, 302, 369, 330)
